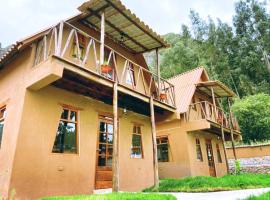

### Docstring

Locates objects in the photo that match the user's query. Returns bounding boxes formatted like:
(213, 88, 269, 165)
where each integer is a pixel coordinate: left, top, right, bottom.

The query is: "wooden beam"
(221, 125, 230, 174)
(104, 0, 165, 47)
(227, 97, 237, 160)
(100, 12, 105, 65)
(87, 8, 148, 52)
(112, 83, 119, 192)
(211, 87, 218, 121)
(150, 96, 159, 188)
(156, 48, 160, 97)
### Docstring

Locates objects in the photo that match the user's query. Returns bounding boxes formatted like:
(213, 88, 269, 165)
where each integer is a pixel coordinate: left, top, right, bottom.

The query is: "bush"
(234, 160, 242, 175)
(232, 94, 270, 142)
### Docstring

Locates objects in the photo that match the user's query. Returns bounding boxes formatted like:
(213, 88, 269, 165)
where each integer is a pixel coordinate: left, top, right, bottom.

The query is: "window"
(216, 144, 222, 163)
(157, 137, 169, 162)
(0, 106, 6, 148)
(196, 138, 203, 161)
(72, 33, 86, 60)
(131, 125, 143, 158)
(126, 63, 136, 86)
(52, 108, 78, 154)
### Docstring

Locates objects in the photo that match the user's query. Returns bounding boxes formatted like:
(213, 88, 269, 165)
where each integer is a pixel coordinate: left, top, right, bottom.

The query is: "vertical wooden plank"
(100, 12, 105, 66)
(150, 96, 159, 188)
(227, 97, 237, 160)
(43, 35, 47, 61)
(112, 83, 119, 192)
(221, 126, 230, 174)
(57, 21, 64, 56)
(211, 87, 217, 121)
(156, 48, 160, 97)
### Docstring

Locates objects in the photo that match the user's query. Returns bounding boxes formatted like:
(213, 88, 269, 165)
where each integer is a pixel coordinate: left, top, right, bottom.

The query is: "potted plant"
(101, 61, 113, 73)
(160, 93, 167, 100)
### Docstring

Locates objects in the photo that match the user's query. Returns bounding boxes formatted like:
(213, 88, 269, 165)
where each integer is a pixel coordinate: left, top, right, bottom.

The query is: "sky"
(0, 0, 243, 47)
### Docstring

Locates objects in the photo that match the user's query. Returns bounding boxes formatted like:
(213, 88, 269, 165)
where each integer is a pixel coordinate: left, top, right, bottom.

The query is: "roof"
(78, 0, 169, 53)
(168, 67, 209, 113)
(196, 81, 236, 98)
(0, 0, 168, 68)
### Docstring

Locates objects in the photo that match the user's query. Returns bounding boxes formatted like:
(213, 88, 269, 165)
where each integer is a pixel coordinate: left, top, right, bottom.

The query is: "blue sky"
(0, 0, 248, 47)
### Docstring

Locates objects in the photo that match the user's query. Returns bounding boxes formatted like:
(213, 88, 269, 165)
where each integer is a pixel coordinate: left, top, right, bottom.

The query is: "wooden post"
(227, 97, 237, 160)
(100, 12, 105, 66)
(221, 125, 230, 174)
(156, 48, 161, 98)
(57, 21, 64, 56)
(211, 87, 217, 121)
(150, 96, 159, 188)
(112, 83, 119, 192)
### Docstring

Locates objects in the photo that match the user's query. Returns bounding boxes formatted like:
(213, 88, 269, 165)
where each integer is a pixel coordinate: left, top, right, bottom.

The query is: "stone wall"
(228, 156, 270, 174)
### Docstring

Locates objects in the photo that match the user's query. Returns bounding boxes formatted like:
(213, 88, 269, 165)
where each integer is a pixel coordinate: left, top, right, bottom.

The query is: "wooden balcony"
(185, 101, 240, 132)
(29, 22, 176, 114)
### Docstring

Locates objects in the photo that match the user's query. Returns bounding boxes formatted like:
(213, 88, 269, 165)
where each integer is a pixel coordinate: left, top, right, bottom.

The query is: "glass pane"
(61, 109, 69, 120)
(98, 156, 106, 166)
(107, 134, 113, 144)
(158, 144, 169, 162)
(70, 111, 77, 122)
(52, 121, 77, 153)
(137, 126, 141, 134)
(100, 122, 106, 132)
(107, 157, 113, 167)
(107, 124, 113, 134)
(133, 126, 136, 134)
(132, 134, 141, 147)
(108, 145, 113, 156)
(131, 147, 142, 158)
(99, 132, 107, 143)
(99, 144, 106, 155)
(0, 121, 4, 148)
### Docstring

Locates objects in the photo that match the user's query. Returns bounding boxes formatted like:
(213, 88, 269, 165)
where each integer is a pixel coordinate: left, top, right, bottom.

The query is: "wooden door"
(205, 139, 216, 177)
(95, 117, 114, 189)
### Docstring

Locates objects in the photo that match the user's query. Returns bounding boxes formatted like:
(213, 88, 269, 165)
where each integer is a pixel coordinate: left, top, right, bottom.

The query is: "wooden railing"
(185, 101, 240, 131)
(33, 22, 176, 107)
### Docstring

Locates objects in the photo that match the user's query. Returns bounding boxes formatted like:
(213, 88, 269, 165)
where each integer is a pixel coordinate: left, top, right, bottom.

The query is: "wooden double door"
(95, 117, 114, 189)
(205, 139, 216, 177)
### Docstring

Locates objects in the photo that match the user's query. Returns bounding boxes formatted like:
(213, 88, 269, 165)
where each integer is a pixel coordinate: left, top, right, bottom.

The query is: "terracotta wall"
(9, 86, 154, 199)
(227, 144, 270, 159)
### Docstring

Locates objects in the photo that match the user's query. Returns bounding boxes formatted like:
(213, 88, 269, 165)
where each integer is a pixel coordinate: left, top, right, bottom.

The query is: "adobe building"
(156, 67, 241, 178)
(0, 0, 176, 199)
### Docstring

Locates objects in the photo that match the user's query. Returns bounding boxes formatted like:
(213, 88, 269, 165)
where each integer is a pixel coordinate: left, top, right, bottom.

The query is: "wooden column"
(100, 12, 105, 66)
(150, 96, 159, 188)
(221, 125, 230, 173)
(227, 97, 237, 160)
(112, 83, 119, 192)
(57, 21, 64, 56)
(211, 87, 217, 121)
(156, 48, 161, 97)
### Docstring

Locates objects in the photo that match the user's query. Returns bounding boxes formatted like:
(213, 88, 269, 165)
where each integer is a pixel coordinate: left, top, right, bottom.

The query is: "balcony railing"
(185, 101, 240, 131)
(33, 22, 176, 108)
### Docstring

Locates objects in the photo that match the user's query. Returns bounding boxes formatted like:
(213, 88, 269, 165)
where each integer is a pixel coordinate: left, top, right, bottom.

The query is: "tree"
(232, 93, 270, 142)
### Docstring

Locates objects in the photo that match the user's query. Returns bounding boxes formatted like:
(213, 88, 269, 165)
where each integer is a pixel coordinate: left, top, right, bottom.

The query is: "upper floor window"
(126, 63, 136, 86)
(216, 144, 222, 163)
(0, 106, 6, 148)
(52, 108, 78, 154)
(131, 125, 143, 158)
(157, 136, 169, 162)
(72, 33, 86, 61)
(196, 138, 203, 161)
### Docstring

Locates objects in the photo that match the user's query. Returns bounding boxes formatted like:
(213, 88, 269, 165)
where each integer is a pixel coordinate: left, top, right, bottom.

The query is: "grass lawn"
(40, 193, 176, 200)
(244, 192, 270, 200)
(144, 174, 270, 192)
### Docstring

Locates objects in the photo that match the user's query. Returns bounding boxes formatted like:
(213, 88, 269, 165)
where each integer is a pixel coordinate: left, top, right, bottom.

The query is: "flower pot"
(101, 65, 113, 73)
(160, 93, 167, 100)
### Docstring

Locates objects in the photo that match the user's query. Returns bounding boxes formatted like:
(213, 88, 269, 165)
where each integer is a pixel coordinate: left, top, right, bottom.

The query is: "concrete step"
(93, 188, 112, 194)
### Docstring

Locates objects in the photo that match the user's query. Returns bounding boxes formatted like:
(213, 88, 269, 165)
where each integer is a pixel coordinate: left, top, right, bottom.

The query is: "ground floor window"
(196, 138, 203, 161)
(131, 125, 143, 158)
(52, 108, 78, 153)
(216, 143, 222, 163)
(157, 136, 169, 162)
(0, 106, 6, 148)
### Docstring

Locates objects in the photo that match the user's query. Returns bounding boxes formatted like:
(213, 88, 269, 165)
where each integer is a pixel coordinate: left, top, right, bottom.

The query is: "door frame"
(205, 139, 217, 177)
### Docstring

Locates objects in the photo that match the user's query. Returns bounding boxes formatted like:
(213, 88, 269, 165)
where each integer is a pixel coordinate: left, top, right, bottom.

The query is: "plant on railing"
(160, 92, 167, 101)
(101, 61, 113, 74)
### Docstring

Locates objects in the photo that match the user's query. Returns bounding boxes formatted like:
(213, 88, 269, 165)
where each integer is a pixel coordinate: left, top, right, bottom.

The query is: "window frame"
(216, 143, 222, 163)
(130, 124, 144, 159)
(157, 136, 170, 162)
(0, 106, 6, 149)
(195, 138, 203, 162)
(52, 107, 79, 154)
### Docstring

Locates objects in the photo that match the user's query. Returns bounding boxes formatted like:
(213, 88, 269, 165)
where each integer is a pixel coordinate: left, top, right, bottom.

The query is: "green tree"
(232, 93, 270, 142)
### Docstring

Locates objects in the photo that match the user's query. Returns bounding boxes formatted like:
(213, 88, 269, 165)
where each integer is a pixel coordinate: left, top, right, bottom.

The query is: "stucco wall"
(227, 144, 270, 159)
(9, 86, 154, 199)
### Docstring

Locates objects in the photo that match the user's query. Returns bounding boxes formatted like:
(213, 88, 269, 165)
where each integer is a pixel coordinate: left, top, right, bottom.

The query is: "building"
(0, 0, 176, 199)
(156, 67, 241, 178)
